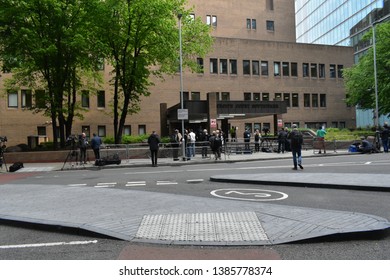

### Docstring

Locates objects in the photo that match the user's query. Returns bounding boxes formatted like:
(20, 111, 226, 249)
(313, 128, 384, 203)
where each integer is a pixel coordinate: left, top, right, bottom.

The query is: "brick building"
(0, 0, 355, 146)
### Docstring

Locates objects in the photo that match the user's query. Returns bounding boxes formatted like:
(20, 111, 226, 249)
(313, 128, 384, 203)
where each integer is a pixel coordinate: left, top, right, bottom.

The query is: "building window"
(98, 125, 106, 137)
(35, 90, 46, 109)
(339, 122, 346, 129)
(283, 93, 290, 107)
(337, 65, 343, 78)
(8, 90, 18, 108)
(292, 93, 299, 107)
(266, 0, 274, 10)
(319, 64, 325, 78)
(37, 126, 46, 136)
(81, 90, 90, 108)
(123, 125, 131, 136)
(21, 89, 32, 108)
(210, 58, 218, 74)
(221, 92, 230, 101)
(310, 63, 317, 78)
(244, 92, 251, 101)
(252, 60, 259, 76)
(246, 19, 251, 29)
(273, 62, 280, 76)
(282, 62, 289, 76)
(196, 58, 204, 73)
(97, 90, 105, 108)
(261, 61, 269, 76)
(191, 92, 200, 100)
(138, 125, 146, 135)
(243, 60, 250, 75)
(262, 92, 269, 101)
(207, 15, 217, 27)
(320, 94, 326, 107)
(330, 64, 336, 78)
(219, 59, 228, 74)
(96, 57, 104, 71)
(229, 59, 237, 75)
(252, 19, 257, 29)
(183, 91, 189, 101)
(304, 93, 310, 107)
(291, 62, 298, 77)
(189, 13, 195, 20)
(245, 123, 253, 133)
(274, 93, 282, 101)
(253, 92, 260, 101)
(312, 94, 318, 107)
(266, 20, 274, 31)
(303, 63, 309, 77)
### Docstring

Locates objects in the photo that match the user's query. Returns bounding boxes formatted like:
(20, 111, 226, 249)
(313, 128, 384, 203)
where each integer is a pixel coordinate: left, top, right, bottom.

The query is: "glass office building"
(295, 0, 385, 46)
(295, 0, 389, 127)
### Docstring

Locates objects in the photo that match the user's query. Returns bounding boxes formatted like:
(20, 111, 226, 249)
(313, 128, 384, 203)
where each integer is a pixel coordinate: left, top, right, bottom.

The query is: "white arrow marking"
(225, 191, 271, 198)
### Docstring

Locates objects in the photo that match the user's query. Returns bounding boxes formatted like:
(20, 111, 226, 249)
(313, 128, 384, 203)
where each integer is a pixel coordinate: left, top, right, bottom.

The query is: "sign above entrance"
(177, 109, 188, 120)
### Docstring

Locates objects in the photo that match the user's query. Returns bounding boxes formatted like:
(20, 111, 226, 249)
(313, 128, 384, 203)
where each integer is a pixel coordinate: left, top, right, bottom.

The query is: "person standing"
(199, 129, 210, 158)
(78, 133, 88, 165)
(288, 124, 303, 170)
(147, 131, 161, 167)
(243, 128, 251, 151)
(90, 133, 102, 160)
(380, 123, 389, 153)
(170, 129, 182, 161)
(188, 129, 196, 157)
(316, 126, 327, 154)
(254, 129, 261, 152)
(277, 127, 287, 153)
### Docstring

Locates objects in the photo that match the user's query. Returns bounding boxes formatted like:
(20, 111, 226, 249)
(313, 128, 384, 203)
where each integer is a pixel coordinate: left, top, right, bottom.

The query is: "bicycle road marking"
(211, 188, 288, 202)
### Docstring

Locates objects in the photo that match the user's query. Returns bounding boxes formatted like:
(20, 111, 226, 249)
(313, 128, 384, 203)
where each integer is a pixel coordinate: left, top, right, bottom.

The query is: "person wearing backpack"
(288, 124, 304, 170)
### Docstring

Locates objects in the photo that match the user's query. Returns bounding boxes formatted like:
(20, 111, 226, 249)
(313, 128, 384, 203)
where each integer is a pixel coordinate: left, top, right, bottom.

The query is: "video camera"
(0, 136, 7, 143)
(66, 135, 78, 146)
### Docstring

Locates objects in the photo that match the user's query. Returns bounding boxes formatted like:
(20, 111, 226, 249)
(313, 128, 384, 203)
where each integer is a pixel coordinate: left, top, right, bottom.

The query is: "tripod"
(61, 141, 79, 170)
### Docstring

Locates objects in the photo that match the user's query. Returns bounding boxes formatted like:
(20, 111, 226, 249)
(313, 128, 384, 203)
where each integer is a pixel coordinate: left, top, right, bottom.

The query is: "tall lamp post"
(178, 14, 186, 160)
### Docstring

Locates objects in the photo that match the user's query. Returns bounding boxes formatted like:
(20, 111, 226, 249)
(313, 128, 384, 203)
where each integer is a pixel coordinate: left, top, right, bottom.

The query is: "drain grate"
(136, 211, 268, 242)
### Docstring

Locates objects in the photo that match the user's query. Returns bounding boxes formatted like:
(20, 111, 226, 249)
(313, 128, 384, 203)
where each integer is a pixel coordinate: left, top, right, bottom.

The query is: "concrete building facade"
(0, 0, 355, 147)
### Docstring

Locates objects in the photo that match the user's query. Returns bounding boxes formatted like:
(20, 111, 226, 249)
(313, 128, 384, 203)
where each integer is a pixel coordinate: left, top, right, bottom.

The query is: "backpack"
(290, 131, 303, 146)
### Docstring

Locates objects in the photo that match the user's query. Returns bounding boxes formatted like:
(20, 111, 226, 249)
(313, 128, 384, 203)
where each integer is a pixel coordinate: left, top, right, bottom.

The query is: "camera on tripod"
(0, 136, 7, 143)
(66, 135, 78, 147)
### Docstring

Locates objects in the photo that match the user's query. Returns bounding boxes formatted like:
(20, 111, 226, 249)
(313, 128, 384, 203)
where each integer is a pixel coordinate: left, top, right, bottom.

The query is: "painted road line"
(68, 184, 87, 187)
(156, 181, 178, 185)
(0, 240, 98, 249)
(95, 182, 117, 188)
(125, 181, 146, 187)
(186, 179, 204, 183)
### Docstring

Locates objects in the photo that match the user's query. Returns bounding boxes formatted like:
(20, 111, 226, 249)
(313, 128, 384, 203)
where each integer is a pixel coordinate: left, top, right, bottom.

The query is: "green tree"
(97, 0, 213, 143)
(0, 0, 102, 148)
(344, 22, 390, 118)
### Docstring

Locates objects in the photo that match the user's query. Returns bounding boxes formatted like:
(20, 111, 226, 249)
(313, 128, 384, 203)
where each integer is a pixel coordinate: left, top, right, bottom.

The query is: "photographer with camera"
(79, 133, 88, 165)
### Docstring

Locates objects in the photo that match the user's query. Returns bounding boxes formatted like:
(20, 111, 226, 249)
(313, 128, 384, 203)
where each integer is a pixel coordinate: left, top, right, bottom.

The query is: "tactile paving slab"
(136, 211, 268, 243)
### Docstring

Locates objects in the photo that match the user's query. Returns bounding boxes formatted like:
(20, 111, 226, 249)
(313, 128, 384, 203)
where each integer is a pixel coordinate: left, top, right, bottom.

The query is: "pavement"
(0, 148, 390, 246)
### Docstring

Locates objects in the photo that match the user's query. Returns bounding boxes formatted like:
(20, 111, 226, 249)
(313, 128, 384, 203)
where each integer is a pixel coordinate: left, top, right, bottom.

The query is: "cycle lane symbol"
(210, 188, 288, 202)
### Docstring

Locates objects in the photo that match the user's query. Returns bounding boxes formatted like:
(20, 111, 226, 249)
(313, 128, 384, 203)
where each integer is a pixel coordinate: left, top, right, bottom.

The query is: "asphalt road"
(1, 153, 389, 260)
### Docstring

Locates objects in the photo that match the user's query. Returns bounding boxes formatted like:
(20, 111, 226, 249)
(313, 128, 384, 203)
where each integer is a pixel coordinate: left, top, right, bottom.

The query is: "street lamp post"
(178, 14, 186, 160)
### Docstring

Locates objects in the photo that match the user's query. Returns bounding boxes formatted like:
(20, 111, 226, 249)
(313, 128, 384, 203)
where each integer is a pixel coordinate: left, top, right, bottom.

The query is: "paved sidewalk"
(1, 149, 390, 246)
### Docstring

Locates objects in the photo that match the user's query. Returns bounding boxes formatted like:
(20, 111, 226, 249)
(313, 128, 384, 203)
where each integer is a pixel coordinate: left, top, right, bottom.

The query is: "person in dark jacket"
(381, 123, 389, 153)
(288, 124, 303, 170)
(277, 127, 287, 153)
(90, 133, 102, 160)
(147, 131, 161, 167)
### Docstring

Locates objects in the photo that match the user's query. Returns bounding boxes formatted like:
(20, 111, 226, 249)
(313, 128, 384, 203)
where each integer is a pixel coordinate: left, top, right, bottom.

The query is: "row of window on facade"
(35, 124, 143, 139)
(243, 121, 346, 134)
(182, 91, 329, 108)
(198, 58, 344, 79)
(6, 89, 106, 109)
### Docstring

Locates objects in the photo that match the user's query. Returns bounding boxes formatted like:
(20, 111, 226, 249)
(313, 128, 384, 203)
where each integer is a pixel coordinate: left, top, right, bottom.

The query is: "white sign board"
(177, 109, 188, 120)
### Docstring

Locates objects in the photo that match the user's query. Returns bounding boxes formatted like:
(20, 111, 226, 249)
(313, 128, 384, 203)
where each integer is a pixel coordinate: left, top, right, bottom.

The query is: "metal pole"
(372, 24, 379, 129)
(178, 14, 186, 161)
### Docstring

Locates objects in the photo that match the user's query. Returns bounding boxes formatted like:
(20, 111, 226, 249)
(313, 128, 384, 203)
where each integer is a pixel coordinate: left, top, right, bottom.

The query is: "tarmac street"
(1, 149, 390, 247)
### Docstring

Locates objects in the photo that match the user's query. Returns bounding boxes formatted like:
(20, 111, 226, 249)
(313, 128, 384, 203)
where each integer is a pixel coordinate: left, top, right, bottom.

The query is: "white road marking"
(156, 181, 178, 185)
(125, 181, 146, 187)
(0, 240, 98, 249)
(365, 162, 372, 165)
(95, 182, 117, 188)
(68, 183, 87, 187)
(186, 179, 204, 183)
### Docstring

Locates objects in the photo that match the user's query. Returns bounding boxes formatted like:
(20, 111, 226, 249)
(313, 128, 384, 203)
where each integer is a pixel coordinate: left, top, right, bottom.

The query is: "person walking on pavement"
(380, 122, 389, 153)
(288, 124, 303, 170)
(147, 131, 161, 167)
(90, 133, 102, 160)
(316, 126, 327, 154)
